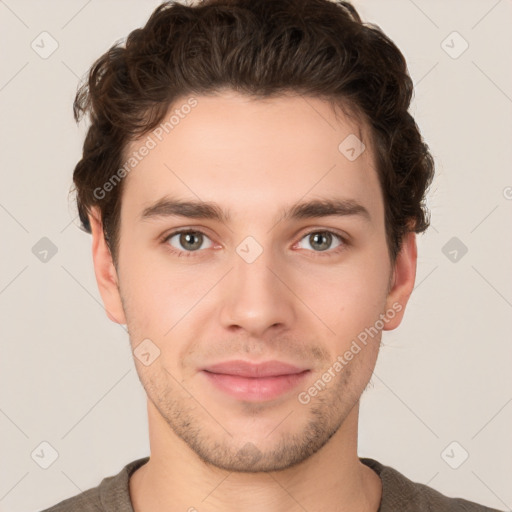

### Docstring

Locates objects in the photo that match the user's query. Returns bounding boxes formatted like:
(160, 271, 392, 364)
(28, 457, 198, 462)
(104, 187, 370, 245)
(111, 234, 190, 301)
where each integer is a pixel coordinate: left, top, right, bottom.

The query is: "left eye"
(166, 231, 214, 252)
(296, 231, 343, 252)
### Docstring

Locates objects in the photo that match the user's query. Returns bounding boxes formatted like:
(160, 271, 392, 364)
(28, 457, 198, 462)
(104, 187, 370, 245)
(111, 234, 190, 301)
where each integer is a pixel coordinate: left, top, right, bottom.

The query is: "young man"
(43, 0, 502, 511)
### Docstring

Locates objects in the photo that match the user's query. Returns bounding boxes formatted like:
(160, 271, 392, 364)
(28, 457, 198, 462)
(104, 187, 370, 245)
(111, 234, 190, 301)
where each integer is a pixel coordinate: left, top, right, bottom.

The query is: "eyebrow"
(140, 196, 371, 225)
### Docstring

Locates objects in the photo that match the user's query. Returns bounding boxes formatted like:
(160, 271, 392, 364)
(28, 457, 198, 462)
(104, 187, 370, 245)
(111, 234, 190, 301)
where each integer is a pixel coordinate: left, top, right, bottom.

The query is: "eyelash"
(161, 228, 349, 259)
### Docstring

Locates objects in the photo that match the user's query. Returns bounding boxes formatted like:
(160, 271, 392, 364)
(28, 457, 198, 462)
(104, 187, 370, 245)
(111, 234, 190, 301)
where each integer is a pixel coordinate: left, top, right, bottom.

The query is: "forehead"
(121, 92, 382, 224)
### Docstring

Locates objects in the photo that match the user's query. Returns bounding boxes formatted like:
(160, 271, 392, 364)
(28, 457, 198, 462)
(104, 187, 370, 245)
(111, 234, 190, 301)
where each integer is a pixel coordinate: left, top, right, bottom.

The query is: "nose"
(219, 245, 296, 338)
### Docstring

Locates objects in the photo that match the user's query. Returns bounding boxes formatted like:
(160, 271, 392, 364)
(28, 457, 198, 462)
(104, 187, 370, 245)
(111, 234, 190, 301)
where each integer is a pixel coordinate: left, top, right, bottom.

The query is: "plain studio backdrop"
(0, 1, 511, 511)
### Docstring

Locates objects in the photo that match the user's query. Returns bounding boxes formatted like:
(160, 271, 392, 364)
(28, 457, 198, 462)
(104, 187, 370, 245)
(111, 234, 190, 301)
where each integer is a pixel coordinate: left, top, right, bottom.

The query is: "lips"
(202, 360, 308, 378)
(201, 360, 310, 401)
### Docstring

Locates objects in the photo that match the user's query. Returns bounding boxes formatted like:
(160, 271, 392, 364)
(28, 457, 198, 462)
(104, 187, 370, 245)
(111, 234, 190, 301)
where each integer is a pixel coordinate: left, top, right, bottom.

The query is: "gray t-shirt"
(40, 456, 503, 511)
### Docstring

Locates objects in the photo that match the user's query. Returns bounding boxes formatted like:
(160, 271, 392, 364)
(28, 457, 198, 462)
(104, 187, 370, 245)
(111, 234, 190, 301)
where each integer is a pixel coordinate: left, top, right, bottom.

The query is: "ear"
(383, 231, 417, 330)
(89, 207, 127, 325)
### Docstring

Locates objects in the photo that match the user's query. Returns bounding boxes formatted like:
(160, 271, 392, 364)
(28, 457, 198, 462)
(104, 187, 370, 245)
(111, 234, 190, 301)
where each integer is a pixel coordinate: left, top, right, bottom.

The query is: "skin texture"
(89, 91, 417, 512)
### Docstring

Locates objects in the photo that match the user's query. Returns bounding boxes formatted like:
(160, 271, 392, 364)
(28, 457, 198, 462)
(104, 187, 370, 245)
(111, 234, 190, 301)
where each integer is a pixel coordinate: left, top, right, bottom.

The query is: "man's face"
(94, 92, 412, 472)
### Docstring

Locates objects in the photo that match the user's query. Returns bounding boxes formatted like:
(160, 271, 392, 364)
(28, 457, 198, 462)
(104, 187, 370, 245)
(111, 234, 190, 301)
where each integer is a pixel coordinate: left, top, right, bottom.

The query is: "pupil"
(311, 232, 331, 251)
(181, 232, 202, 250)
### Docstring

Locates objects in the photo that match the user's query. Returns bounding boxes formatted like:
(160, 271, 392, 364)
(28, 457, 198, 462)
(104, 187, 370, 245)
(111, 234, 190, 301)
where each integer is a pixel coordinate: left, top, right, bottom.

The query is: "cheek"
(304, 257, 390, 332)
(118, 248, 219, 338)
(117, 250, 169, 335)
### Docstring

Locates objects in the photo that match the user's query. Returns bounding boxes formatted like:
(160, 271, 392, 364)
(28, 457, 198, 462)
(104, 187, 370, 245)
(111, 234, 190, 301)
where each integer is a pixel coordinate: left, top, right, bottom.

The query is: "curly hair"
(72, 0, 434, 264)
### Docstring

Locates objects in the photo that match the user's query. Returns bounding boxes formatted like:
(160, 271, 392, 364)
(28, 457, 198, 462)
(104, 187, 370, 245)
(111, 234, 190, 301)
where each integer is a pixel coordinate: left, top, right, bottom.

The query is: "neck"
(129, 400, 382, 512)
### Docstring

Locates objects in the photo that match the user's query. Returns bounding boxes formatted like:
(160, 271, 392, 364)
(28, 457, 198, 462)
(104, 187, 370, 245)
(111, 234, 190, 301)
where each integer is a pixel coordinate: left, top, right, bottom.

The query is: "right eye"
(163, 230, 214, 256)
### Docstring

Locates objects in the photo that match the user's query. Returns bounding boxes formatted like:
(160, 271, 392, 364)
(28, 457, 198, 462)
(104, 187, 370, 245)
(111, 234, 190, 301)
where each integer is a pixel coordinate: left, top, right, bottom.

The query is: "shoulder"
(40, 486, 102, 512)
(360, 457, 504, 512)
(39, 457, 149, 512)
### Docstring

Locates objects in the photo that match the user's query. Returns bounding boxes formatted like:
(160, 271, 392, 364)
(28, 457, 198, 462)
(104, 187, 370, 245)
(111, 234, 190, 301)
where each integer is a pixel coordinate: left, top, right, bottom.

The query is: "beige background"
(0, 0, 511, 510)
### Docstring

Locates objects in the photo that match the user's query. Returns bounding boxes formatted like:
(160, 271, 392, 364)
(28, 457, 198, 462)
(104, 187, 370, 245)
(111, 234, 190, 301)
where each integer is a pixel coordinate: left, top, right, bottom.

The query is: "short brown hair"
(72, 0, 434, 264)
